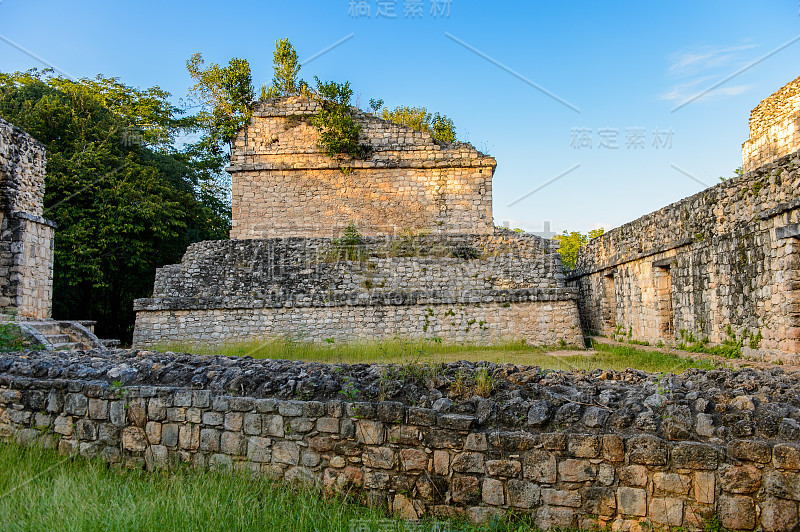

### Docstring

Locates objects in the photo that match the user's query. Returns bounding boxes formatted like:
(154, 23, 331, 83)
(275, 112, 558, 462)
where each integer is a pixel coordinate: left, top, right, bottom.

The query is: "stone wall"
(3, 352, 800, 531)
(227, 96, 495, 238)
(568, 150, 800, 361)
(0, 119, 55, 319)
(133, 232, 583, 347)
(743, 75, 800, 173)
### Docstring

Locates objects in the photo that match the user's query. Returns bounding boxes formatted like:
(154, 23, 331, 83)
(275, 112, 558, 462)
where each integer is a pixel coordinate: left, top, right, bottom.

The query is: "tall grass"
(154, 338, 718, 374)
(0, 442, 538, 531)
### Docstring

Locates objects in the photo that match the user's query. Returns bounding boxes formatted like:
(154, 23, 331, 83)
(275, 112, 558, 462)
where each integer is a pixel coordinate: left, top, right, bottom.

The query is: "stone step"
(44, 334, 72, 344)
(52, 342, 81, 350)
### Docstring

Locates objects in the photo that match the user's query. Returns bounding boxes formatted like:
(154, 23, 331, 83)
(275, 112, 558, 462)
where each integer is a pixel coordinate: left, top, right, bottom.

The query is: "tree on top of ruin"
(261, 38, 309, 99)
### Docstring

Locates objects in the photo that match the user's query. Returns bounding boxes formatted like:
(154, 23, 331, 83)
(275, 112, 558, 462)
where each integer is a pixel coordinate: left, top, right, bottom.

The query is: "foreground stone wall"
(743, 75, 800, 173)
(3, 355, 800, 531)
(569, 150, 800, 361)
(133, 232, 582, 347)
(228, 96, 495, 238)
(0, 119, 55, 319)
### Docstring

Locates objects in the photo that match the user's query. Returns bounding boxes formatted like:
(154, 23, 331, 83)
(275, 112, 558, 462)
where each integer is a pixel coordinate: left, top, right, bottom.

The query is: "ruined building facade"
(570, 76, 800, 361)
(132, 98, 581, 347)
(742, 75, 800, 173)
(0, 118, 55, 319)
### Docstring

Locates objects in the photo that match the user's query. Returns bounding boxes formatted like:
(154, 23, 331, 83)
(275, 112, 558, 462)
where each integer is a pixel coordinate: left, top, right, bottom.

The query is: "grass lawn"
(0, 442, 542, 532)
(155, 338, 719, 374)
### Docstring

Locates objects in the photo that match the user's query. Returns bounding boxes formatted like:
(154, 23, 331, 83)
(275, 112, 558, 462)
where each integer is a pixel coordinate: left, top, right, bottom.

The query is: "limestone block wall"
(743, 76, 800, 173)
(569, 151, 800, 361)
(227, 97, 496, 238)
(0, 119, 55, 319)
(3, 373, 800, 531)
(132, 232, 583, 347)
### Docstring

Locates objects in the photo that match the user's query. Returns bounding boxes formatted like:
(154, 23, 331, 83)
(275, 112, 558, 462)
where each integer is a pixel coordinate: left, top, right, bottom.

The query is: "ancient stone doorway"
(603, 271, 616, 329)
(654, 263, 674, 338)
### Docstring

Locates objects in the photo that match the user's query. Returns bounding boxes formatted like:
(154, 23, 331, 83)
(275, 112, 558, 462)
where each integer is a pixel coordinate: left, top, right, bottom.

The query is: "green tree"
(553, 228, 605, 271)
(380, 105, 457, 143)
(186, 53, 254, 150)
(310, 76, 368, 159)
(262, 38, 307, 98)
(0, 69, 230, 342)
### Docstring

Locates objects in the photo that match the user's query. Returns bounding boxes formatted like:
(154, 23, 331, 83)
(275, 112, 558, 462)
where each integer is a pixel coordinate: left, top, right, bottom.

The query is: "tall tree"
(186, 54, 254, 152)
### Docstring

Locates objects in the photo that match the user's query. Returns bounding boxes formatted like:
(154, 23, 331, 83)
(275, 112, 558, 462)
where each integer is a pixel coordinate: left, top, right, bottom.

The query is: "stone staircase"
(17, 320, 120, 351)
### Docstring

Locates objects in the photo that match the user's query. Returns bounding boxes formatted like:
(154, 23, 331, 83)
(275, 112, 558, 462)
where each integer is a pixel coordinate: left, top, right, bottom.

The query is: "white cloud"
(662, 42, 757, 104)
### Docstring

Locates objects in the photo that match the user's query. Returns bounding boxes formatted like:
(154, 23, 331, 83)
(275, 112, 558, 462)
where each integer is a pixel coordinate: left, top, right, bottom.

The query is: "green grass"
(154, 338, 718, 374)
(0, 441, 542, 532)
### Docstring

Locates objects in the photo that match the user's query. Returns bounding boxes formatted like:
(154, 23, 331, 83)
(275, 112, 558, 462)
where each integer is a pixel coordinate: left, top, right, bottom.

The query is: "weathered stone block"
(407, 407, 437, 426)
(602, 434, 624, 462)
(273, 441, 300, 465)
(499, 478, 536, 511)
(774, 443, 800, 470)
(617, 487, 647, 516)
(376, 401, 404, 424)
(694, 471, 715, 504)
(438, 414, 475, 431)
(482, 478, 504, 506)
(364, 470, 390, 489)
(277, 400, 304, 417)
(224, 412, 243, 432)
(464, 432, 487, 451)
(246, 436, 271, 463)
(64, 393, 87, 416)
(535, 506, 576, 531)
(653, 472, 691, 495)
(542, 488, 581, 508)
(452, 452, 485, 474)
(202, 411, 223, 426)
(719, 464, 762, 494)
(122, 426, 147, 451)
(199, 428, 220, 452)
(400, 448, 428, 471)
(451, 476, 481, 504)
(363, 447, 395, 469)
(145, 421, 161, 444)
(761, 497, 799, 532)
(523, 449, 557, 483)
(766, 470, 800, 501)
(423, 429, 463, 449)
(243, 413, 261, 435)
(671, 442, 718, 470)
(627, 436, 668, 466)
(161, 423, 179, 448)
(88, 398, 108, 420)
(356, 420, 384, 445)
(262, 414, 284, 438)
(728, 439, 772, 463)
(220, 431, 245, 455)
(433, 450, 449, 475)
(718, 495, 756, 530)
(486, 459, 521, 478)
(568, 434, 601, 458)
(649, 497, 683, 527)
(316, 417, 339, 434)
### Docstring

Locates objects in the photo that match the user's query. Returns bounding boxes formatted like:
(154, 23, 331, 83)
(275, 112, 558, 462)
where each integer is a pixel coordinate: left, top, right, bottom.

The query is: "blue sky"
(2, 0, 799, 234)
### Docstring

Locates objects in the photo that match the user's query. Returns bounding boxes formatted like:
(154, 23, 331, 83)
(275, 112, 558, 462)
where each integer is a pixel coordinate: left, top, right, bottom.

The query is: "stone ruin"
(132, 97, 582, 348)
(0, 118, 55, 320)
(0, 118, 116, 350)
(570, 75, 800, 363)
(742, 75, 800, 173)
